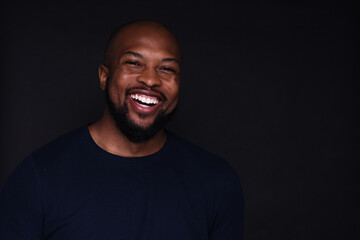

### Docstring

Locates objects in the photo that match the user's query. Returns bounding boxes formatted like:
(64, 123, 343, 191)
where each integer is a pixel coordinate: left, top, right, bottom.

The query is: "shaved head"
(104, 20, 181, 67)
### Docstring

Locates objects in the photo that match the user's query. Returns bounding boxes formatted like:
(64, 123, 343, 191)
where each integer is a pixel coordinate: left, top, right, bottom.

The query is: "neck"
(88, 110, 167, 158)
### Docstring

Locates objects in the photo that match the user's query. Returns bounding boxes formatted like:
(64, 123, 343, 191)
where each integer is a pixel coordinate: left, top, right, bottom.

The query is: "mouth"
(127, 88, 165, 115)
(130, 93, 160, 108)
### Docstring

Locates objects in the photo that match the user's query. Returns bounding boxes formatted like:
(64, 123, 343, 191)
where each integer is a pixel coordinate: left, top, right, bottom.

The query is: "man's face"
(99, 24, 181, 142)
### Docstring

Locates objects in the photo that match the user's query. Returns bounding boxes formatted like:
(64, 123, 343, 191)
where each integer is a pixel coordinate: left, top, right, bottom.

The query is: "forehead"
(111, 24, 181, 61)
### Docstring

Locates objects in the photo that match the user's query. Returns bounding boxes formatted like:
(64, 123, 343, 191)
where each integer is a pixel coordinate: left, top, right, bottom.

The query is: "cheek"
(165, 79, 180, 98)
(110, 68, 134, 87)
(108, 72, 132, 95)
(164, 81, 180, 109)
(106, 81, 126, 106)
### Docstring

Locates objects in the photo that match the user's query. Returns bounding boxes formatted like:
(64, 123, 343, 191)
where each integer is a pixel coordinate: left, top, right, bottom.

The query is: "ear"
(98, 64, 109, 91)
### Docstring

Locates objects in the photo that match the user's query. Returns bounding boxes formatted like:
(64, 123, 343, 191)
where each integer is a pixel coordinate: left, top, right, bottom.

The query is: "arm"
(0, 155, 44, 240)
(209, 165, 244, 240)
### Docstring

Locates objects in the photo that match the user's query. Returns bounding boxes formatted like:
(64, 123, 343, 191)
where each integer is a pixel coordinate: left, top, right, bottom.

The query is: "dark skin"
(89, 21, 182, 157)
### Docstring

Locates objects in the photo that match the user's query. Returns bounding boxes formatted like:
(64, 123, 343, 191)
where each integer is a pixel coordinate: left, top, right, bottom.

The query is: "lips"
(127, 89, 164, 115)
(130, 93, 159, 106)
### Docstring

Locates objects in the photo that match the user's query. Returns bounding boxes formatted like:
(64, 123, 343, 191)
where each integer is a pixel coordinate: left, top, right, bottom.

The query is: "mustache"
(125, 86, 167, 101)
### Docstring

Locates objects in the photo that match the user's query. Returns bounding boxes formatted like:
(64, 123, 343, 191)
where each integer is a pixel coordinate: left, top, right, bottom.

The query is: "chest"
(40, 161, 214, 240)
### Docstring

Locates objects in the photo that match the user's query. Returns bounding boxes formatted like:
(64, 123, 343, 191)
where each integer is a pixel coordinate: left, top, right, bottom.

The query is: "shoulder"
(165, 132, 235, 178)
(30, 126, 91, 168)
(166, 132, 224, 160)
(164, 132, 243, 209)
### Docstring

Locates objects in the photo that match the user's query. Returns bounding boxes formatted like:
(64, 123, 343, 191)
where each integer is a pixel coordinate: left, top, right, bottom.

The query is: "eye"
(125, 61, 141, 66)
(159, 66, 176, 73)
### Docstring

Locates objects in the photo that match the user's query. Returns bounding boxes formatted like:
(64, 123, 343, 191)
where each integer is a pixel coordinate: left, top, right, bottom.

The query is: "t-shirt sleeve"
(0, 154, 44, 239)
(209, 164, 244, 240)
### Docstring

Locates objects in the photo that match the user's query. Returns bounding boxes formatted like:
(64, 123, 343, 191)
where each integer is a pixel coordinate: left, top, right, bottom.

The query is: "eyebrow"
(121, 51, 144, 59)
(161, 58, 180, 65)
(121, 51, 180, 65)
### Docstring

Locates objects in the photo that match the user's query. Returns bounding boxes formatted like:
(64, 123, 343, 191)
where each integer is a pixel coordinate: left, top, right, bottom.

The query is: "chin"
(105, 87, 176, 143)
(129, 114, 158, 128)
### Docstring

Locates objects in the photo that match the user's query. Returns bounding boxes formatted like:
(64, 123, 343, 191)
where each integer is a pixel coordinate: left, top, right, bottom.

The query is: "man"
(0, 20, 243, 239)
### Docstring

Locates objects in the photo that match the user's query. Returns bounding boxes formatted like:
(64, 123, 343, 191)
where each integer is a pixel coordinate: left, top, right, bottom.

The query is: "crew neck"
(83, 126, 169, 165)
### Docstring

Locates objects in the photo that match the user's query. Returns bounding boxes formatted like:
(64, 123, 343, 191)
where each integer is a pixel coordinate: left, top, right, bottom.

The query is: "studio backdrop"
(0, 1, 358, 239)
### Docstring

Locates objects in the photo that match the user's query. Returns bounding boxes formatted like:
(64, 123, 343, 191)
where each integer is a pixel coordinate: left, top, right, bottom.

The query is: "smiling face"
(99, 21, 181, 142)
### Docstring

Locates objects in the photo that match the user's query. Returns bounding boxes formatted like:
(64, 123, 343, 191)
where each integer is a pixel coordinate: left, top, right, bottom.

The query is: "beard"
(105, 85, 176, 143)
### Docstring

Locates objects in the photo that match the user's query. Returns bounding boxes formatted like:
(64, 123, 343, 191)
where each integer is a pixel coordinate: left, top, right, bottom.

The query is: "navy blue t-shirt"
(0, 127, 243, 240)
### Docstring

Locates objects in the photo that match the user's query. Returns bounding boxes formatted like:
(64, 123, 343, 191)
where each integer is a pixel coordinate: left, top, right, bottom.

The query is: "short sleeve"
(0, 154, 44, 240)
(209, 165, 244, 240)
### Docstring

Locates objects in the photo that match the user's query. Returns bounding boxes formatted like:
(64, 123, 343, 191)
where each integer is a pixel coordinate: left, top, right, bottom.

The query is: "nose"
(137, 67, 162, 88)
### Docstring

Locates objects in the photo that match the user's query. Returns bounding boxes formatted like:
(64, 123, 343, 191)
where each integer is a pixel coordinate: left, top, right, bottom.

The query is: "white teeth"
(130, 94, 159, 105)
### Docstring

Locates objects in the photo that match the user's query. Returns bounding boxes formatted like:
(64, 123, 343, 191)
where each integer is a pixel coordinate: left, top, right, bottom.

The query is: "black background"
(0, 0, 359, 239)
